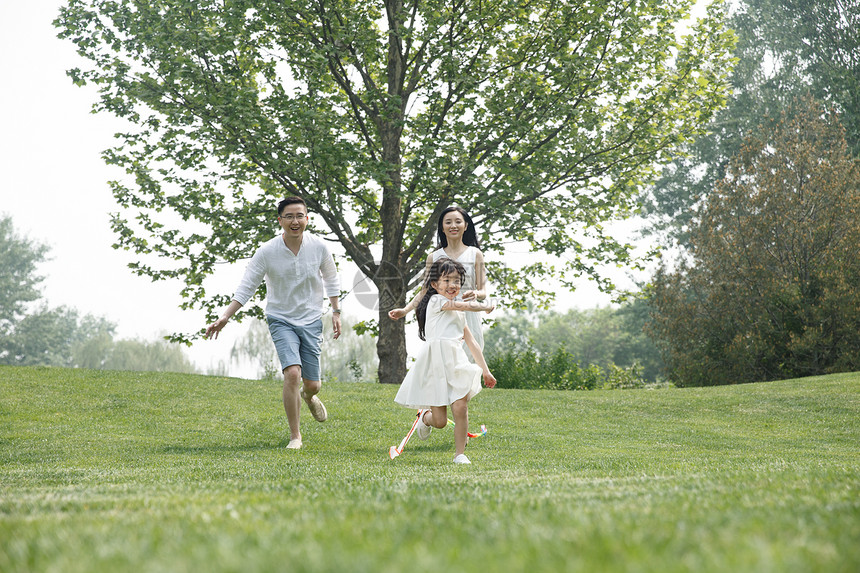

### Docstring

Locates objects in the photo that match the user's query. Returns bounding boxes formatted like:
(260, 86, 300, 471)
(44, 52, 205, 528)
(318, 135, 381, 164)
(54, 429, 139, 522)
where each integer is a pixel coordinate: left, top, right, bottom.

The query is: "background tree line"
(643, 0, 860, 386)
(1, 215, 197, 373)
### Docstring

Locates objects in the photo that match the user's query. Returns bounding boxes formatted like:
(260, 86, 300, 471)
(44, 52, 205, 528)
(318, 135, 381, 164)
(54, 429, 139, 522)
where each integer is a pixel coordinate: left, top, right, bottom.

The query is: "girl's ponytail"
(416, 288, 435, 341)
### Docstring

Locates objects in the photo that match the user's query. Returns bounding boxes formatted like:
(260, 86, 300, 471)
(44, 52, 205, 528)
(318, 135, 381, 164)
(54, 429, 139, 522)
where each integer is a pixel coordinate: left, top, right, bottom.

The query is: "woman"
(388, 206, 489, 351)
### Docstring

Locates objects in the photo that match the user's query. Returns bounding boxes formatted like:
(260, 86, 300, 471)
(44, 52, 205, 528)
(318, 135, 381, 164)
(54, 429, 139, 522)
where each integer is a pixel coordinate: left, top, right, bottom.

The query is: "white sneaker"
(301, 389, 327, 422)
(416, 409, 432, 440)
(453, 454, 471, 464)
(286, 438, 303, 449)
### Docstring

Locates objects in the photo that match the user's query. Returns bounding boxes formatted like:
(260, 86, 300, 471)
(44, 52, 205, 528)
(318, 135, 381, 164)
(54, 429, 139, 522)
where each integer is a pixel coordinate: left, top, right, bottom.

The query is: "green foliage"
(0, 215, 47, 328)
(2, 366, 858, 572)
(746, 0, 860, 154)
(487, 345, 648, 390)
(351, 319, 379, 338)
(1, 302, 196, 372)
(485, 300, 664, 382)
(1, 304, 82, 367)
(55, 0, 736, 383)
(649, 97, 860, 386)
(643, 0, 860, 247)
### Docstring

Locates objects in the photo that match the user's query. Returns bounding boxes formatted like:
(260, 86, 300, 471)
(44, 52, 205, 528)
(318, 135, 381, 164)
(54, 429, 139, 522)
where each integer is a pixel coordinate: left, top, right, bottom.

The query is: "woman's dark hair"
(436, 206, 480, 249)
(416, 257, 466, 341)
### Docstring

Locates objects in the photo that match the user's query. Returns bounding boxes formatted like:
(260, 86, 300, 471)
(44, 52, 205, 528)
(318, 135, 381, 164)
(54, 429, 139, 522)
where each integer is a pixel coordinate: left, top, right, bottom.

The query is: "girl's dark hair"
(437, 206, 480, 249)
(416, 257, 467, 341)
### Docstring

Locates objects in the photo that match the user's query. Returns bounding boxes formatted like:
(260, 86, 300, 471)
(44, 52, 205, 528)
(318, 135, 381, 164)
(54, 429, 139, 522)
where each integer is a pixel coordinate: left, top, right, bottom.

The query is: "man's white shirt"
(232, 233, 340, 325)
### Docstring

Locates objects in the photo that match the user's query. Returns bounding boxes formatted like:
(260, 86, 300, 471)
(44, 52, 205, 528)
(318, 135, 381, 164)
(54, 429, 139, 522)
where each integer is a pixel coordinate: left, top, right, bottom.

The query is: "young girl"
(389, 206, 488, 352)
(393, 258, 496, 464)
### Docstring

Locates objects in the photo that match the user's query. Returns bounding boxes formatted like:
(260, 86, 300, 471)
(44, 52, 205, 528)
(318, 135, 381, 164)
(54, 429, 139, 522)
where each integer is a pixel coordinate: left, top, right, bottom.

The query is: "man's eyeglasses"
(279, 213, 307, 222)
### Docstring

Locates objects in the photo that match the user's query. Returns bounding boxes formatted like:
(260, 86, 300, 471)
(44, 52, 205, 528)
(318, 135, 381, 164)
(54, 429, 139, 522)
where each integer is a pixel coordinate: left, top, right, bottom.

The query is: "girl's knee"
(429, 408, 448, 429)
(451, 399, 468, 417)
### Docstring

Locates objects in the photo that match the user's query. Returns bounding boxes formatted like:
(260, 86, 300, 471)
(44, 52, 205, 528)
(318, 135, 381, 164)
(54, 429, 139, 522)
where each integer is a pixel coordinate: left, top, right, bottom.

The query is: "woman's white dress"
(431, 246, 484, 351)
(394, 295, 483, 408)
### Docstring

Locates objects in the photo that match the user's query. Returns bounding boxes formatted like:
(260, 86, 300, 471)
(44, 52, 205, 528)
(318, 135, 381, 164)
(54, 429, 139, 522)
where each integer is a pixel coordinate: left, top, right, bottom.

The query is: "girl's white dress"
(431, 246, 484, 351)
(394, 294, 483, 408)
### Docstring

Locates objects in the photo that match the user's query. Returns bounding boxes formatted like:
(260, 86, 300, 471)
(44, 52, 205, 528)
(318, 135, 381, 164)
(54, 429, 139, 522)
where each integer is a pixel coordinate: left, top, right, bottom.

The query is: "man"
(205, 196, 341, 449)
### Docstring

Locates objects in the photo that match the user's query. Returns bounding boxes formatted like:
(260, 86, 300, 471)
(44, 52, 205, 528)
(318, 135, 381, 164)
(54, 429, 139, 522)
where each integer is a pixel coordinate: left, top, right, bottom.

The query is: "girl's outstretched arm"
(463, 326, 496, 388)
(388, 256, 433, 320)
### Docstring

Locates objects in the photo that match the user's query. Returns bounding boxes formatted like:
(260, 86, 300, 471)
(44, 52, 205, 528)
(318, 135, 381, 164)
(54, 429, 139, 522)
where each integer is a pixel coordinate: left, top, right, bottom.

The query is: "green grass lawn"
(1, 366, 858, 572)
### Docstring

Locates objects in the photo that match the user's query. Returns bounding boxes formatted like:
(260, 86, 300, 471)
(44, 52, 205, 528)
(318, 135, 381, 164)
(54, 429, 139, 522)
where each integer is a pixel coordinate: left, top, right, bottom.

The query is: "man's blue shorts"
(266, 316, 324, 381)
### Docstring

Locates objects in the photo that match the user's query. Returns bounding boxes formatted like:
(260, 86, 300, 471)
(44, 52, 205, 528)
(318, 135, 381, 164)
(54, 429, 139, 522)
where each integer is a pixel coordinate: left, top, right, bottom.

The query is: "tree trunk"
(375, 257, 408, 384)
(375, 0, 409, 384)
(377, 304, 407, 385)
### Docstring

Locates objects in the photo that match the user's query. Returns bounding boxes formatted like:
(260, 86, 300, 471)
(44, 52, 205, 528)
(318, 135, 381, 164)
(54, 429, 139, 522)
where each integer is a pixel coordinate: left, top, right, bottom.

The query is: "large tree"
(649, 97, 860, 386)
(642, 0, 860, 247)
(57, 0, 734, 383)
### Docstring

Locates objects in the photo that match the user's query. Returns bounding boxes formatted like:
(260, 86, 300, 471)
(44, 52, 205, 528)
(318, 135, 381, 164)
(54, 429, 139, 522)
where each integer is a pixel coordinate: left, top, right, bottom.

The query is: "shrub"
(487, 345, 646, 390)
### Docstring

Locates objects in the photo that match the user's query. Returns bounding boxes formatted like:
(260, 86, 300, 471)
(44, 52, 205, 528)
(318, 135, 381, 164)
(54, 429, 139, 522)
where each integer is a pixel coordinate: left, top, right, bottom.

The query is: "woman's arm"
(473, 249, 488, 300)
(461, 249, 488, 301)
(441, 298, 495, 313)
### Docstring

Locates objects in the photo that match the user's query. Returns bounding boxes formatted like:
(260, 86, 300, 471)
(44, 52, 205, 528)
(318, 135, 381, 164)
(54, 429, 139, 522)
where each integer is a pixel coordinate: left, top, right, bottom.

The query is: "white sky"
(0, 2, 646, 378)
